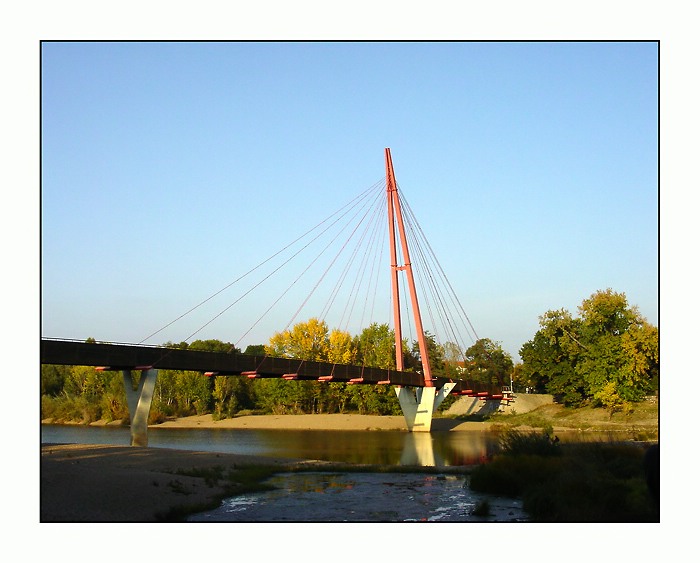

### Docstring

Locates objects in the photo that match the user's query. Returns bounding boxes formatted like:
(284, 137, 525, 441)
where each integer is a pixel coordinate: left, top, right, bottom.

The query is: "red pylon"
(385, 148, 433, 387)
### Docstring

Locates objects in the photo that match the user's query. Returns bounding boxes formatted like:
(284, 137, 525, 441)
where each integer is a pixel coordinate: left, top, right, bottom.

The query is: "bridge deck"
(40, 339, 502, 396)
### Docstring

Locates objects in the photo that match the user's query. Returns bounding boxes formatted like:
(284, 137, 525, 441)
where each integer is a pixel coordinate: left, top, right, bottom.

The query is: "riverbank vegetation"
(469, 429, 659, 522)
(41, 288, 658, 426)
(483, 399, 659, 439)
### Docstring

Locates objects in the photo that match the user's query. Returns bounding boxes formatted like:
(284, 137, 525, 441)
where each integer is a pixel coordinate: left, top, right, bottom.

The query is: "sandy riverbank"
(40, 443, 309, 522)
(148, 413, 494, 432)
(44, 413, 499, 432)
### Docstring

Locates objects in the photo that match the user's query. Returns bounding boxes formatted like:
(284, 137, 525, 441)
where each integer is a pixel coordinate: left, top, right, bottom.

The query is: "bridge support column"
(395, 382, 456, 432)
(122, 369, 158, 447)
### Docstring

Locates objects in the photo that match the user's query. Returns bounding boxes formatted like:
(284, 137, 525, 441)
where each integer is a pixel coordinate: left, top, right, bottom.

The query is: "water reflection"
(41, 424, 497, 466)
(400, 433, 440, 466)
(41, 424, 633, 467)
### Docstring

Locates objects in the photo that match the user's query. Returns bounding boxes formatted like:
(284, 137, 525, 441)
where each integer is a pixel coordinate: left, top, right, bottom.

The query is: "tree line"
(516, 288, 658, 411)
(41, 288, 658, 423)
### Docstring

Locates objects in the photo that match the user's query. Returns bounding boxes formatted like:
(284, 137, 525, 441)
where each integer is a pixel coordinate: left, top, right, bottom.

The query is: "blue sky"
(41, 41, 658, 360)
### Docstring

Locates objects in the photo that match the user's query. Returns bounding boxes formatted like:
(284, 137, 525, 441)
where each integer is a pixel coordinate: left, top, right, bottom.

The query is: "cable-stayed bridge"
(41, 149, 511, 445)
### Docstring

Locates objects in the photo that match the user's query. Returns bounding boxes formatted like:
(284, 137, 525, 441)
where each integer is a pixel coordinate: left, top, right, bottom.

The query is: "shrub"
(469, 437, 656, 522)
(498, 429, 560, 457)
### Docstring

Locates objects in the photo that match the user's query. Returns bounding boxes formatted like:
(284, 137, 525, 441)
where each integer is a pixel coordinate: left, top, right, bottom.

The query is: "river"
(41, 423, 530, 521)
(42, 424, 644, 522)
(40, 424, 501, 466)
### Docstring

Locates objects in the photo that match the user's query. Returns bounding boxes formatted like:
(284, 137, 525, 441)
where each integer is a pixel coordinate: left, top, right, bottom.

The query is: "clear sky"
(40, 40, 658, 360)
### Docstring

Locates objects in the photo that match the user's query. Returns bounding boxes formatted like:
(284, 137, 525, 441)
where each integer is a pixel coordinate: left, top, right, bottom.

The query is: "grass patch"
(174, 465, 279, 494)
(485, 400, 658, 441)
(469, 429, 658, 522)
(453, 412, 490, 422)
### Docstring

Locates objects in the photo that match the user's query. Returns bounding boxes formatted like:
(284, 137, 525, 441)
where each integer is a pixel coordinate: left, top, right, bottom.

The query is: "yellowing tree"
(266, 318, 330, 361)
(328, 328, 355, 364)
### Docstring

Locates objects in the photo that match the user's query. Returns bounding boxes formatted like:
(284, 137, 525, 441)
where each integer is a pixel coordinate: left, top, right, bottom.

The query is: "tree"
(328, 329, 355, 365)
(520, 289, 659, 410)
(346, 383, 401, 415)
(620, 320, 659, 395)
(212, 375, 254, 419)
(577, 289, 657, 410)
(528, 309, 587, 405)
(173, 370, 213, 415)
(462, 338, 514, 387)
(317, 382, 351, 413)
(409, 331, 449, 377)
(243, 344, 266, 356)
(99, 371, 129, 423)
(153, 369, 178, 416)
(578, 289, 639, 338)
(63, 365, 105, 398)
(262, 319, 332, 414)
(519, 328, 583, 403)
(354, 323, 396, 369)
(41, 364, 70, 396)
(266, 318, 330, 361)
(188, 339, 239, 354)
(442, 341, 464, 378)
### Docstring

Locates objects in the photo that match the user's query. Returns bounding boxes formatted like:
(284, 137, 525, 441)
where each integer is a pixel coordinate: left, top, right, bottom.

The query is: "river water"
(41, 424, 527, 522)
(40, 424, 501, 466)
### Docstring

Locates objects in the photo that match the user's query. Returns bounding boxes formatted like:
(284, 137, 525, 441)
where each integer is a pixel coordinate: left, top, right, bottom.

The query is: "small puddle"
(189, 472, 528, 522)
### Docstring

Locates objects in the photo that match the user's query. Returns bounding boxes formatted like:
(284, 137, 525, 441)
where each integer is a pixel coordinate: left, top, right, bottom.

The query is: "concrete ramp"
(500, 393, 553, 414)
(445, 393, 553, 417)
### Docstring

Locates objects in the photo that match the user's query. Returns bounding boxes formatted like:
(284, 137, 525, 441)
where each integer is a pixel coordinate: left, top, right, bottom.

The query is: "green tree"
(188, 339, 239, 353)
(317, 382, 351, 413)
(578, 290, 658, 409)
(99, 371, 129, 423)
(62, 365, 105, 399)
(173, 370, 213, 415)
(346, 383, 400, 415)
(534, 309, 586, 405)
(354, 323, 396, 369)
(153, 369, 179, 416)
(41, 364, 70, 396)
(253, 378, 317, 414)
(212, 375, 254, 419)
(462, 338, 514, 387)
(520, 289, 658, 410)
(415, 332, 449, 376)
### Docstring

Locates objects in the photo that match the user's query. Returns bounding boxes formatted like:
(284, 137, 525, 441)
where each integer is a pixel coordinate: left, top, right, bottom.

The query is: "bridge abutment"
(395, 382, 456, 432)
(122, 368, 158, 447)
